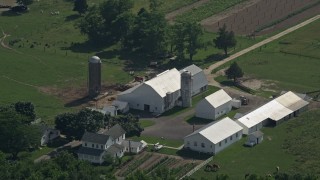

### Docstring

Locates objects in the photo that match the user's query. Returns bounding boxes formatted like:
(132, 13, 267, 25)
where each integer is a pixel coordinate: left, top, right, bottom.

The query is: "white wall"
(214, 130, 242, 154)
(78, 152, 104, 164)
(191, 73, 208, 96)
(214, 101, 232, 119)
(195, 101, 216, 120)
(184, 134, 215, 154)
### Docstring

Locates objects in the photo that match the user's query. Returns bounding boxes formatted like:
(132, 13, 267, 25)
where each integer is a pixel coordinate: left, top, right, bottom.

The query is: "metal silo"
(88, 56, 101, 97)
(181, 70, 192, 107)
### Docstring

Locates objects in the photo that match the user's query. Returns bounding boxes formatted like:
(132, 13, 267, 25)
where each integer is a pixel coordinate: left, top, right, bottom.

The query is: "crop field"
(192, 109, 320, 179)
(201, 0, 320, 35)
(116, 152, 200, 178)
(175, 0, 246, 23)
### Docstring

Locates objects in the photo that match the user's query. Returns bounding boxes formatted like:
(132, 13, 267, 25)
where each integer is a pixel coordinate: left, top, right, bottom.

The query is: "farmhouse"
(236, 91, 309, 135)
(117, 68, 181, 114)
(195, 89, 232, 120)
(180, 64, 208, 96)
(77, 124, 126, 164)
(184, 117, 243, 154)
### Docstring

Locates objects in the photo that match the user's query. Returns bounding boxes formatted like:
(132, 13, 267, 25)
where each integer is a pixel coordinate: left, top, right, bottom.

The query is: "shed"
(112, 100, 129, 114)
(195, 89, 232, 120)
(248, 131, 264, 144)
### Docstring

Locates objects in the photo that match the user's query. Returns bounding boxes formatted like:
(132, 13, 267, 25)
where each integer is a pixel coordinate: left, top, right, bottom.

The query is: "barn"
(184, 117, 243, 155)
(117, 68, 181, 114)
(236, 91, 309, 135)
(180, 64, 208, 96)
(195, 89, 232, 120)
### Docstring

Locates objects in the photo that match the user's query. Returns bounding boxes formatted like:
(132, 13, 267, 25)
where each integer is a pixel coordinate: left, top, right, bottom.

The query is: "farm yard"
(191, 109, 320, 179)
(115, 151, 201, 178)
(201, 0, 320, 35)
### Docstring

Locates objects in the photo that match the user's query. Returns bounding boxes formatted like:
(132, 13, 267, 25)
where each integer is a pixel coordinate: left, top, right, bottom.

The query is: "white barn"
(184, 117, 243, 154)
(117, 69, 181, 114)
(195, 89, 232, 120)
(236, 91, 309, 135)
(180, 64, 208, 96)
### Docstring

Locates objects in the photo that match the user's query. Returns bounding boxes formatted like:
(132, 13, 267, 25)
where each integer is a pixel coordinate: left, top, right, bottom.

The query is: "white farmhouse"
(195, 89, 232, 120)
(184, 117, 243, 154)
(180, 64, 208, 96)
(236, 91, 309, 135)
(77, 124, 126, 164)
(117, 69, 181, 114)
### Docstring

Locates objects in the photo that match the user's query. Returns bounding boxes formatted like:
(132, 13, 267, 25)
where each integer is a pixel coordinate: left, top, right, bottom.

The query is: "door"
(144, 104, 150, 111)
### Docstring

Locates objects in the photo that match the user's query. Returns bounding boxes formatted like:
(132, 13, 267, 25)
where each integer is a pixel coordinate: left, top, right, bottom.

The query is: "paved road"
(204, 14, 320, 77)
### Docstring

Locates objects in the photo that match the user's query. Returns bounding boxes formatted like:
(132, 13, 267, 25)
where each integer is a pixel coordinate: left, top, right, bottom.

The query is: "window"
(210, 145, 213, 148)
(84, 143, 87, 147)
(230, 136, 233, 141)
(187, 141, 190, 145)
(225, 139, 228, 144)
(96, 144, 98, 148)
(194, 141, 197, 147)
(201, 143, 205, 148)
(92, 144, 94, 148)
(137, 104, 139, 107)
(236, 133, 238, 138)
(101, 145, 103, 149)
(219, 142, 221, 147)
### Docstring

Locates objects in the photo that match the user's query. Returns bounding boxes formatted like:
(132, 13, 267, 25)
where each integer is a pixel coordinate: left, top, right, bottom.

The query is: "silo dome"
(89, 56, 101, 63)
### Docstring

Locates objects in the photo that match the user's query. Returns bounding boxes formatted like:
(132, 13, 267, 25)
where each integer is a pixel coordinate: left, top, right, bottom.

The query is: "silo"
(181, 70, 192, 107)
(88, 56, 101, 97)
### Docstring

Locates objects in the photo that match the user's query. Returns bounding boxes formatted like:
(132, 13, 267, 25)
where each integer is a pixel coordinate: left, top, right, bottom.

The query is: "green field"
(214, 19, 320, 93)
(139, 119, 155, 128)
(192, 109, 320, 179)
(175, 0, 246, 22)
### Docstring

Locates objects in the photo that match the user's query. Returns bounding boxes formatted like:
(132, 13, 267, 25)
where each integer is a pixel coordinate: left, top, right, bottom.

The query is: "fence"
(179, 156, 213, 180)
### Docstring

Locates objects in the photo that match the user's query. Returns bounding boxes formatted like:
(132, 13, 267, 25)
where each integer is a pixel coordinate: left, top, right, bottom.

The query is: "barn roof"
(237, 91, 309, 129)
(203, 89, 232, 108)
(180, 64, 202, 75)
(144, 68, 181, 97)
(180, 64, 208, 94)
(185, 117, 243, 144)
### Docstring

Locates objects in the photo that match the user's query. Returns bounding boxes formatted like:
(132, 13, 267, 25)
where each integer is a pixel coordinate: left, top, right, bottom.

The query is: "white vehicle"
(153, 142, 163, 151)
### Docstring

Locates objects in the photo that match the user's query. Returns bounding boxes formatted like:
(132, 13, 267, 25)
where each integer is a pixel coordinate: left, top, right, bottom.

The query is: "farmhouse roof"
(121, 140, 146, 148)
(81, 132, 110, 144)
(204, 89, 232, 108)
(77, 147, 104, 157)
(106, 144, 124, 154)
(102, 124, 126, 139)
(185, 117, 243, 144)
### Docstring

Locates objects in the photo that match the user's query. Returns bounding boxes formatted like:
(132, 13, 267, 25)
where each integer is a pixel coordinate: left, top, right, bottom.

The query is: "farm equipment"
(240, 96, 249, 105)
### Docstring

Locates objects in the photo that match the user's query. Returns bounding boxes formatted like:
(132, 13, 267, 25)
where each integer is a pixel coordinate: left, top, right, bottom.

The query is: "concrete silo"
(181, 70, 192, 107)
(88, 56, 101, 97)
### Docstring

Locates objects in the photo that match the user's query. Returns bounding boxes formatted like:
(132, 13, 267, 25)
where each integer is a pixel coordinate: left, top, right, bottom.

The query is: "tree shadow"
(186, 116, 214, 125)
(65, 14, 80, 22)
(204, 53, 227, 63)
(176, 149, 212, 160)
(95, 49, 119, 60)
(1, 10, 21, 16)
(62, 40, 110, 53)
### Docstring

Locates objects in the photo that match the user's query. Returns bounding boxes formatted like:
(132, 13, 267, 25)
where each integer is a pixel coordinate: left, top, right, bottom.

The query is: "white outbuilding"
(184, 117, 243, 154)
(117, 68, 181, 114)
(236, 91, 309, 135)
(195, 89, 232, 120)
(180, 64, 208, 96)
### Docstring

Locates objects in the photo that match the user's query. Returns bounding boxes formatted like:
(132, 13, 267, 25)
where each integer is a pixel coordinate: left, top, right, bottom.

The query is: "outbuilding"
(247, 131, 264, 145)
(184, 117, 243, 154)
(117, 69, 181, 114)
(195, 89, 232, 120)
(180, 64, 208, 96)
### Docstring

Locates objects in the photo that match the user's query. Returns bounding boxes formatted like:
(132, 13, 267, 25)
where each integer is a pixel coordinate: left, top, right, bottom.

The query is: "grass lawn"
(28, 146, 55, 161)
(212, 19, 320, 93)
(139, 119, 155, 128)
(129, 135, 183, 148)
(192, 109, 320, 178)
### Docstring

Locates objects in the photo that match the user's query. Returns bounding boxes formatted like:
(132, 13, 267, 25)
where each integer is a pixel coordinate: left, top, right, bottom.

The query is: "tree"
(12, 101, 36, 123)
(104, 114, 143, 137)
(214, 24, 237, 56)
(149, 0, 163, 12)
(172, 23, 186, 60)
(55, 109, 104, 140)
(225, 62, 244, 83)
(73, 0, 88, 15)
(184, 22, 203, 61)
(0, 108, 40, 159)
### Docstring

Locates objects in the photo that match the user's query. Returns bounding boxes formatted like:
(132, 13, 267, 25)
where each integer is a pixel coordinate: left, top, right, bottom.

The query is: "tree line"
(74, 0, 236, 60)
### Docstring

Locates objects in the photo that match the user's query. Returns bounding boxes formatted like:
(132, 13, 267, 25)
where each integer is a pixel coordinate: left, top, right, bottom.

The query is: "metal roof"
(250, 130, 264, 138)
(111, 100, 128, 110)
(144, 68, 181, 97)
(237, 91, 308, 128)
(180, 64, 202, 75)
(185, 117, 243, 144)
(118, 84, 142, 95)
(121, 140, 145, 148)
(102, 124, 126, 139)
(77, 147, 104, 156)
(204, 89, 232, 108)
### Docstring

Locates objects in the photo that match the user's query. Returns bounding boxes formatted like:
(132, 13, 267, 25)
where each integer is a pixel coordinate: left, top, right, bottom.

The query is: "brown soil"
(165, 0, 210, 23)
(201, 0, 320, 35)
(137, 154, 163, 170)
